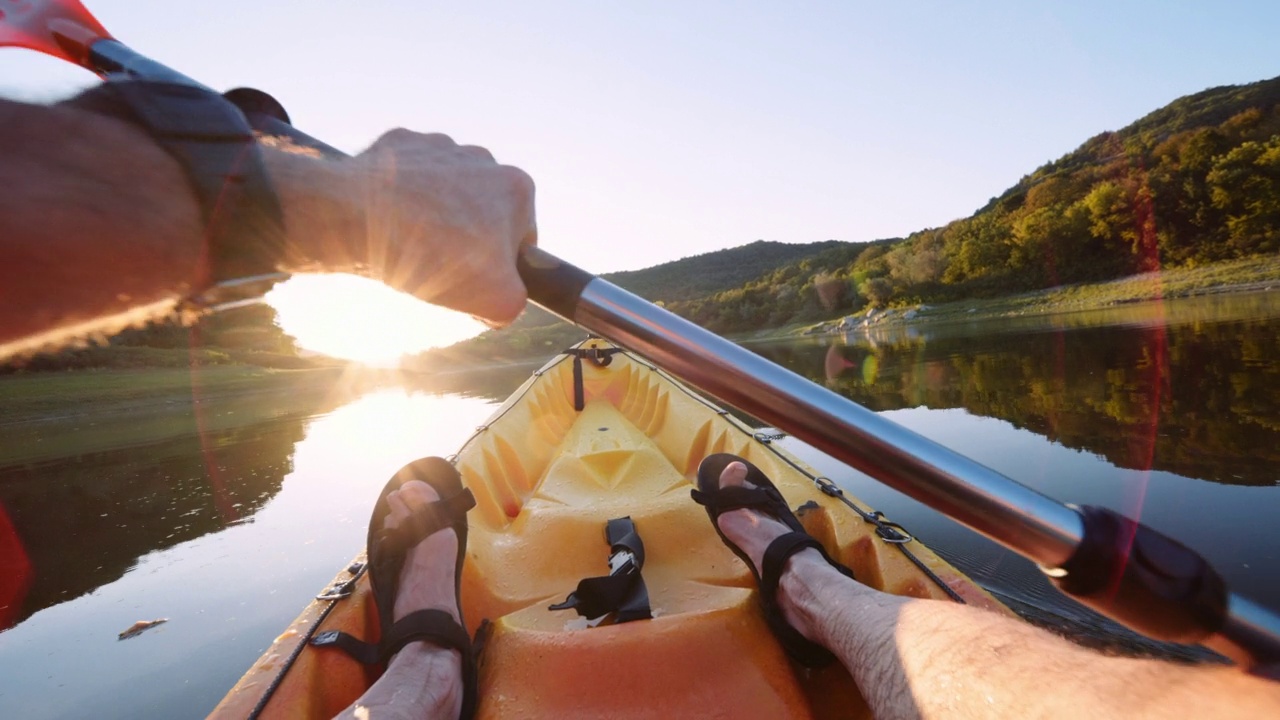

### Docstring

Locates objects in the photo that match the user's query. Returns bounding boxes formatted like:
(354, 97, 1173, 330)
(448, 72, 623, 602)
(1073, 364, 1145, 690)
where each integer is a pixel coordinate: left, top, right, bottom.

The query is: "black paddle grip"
(517, 246, 594, 321)
(1051, 505, 1228, 644)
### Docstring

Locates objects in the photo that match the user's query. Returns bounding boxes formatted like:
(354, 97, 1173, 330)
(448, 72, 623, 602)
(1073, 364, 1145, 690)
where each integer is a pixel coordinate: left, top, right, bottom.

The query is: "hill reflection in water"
(747, 292, 1280, 642)
(755, 293, 1280, 488)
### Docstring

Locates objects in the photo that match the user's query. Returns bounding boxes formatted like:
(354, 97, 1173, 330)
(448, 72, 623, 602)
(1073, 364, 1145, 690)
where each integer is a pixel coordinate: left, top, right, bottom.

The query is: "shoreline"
(4, 258, 1276, 388)
(741, 256, 1280, 342)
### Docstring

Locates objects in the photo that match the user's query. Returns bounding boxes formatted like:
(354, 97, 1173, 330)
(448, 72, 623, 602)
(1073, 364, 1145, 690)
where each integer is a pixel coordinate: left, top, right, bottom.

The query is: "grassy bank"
(751, 255, 1280, 340)
(1, 365, 341, 421)
(0, 365, 389, 465)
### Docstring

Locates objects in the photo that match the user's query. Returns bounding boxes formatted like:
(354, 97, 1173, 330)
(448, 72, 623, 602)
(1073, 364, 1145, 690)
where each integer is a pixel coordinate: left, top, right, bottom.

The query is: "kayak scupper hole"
(598, 427, 608, 432)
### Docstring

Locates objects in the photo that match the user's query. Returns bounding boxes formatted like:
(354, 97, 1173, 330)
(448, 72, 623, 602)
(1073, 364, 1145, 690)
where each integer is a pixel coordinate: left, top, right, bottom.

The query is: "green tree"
(1207, 137, 1280, 255)
(862, 277, 895, 307)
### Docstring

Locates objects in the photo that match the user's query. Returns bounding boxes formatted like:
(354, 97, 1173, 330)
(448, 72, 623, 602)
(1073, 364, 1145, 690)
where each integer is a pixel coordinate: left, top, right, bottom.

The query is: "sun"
(266, 274, 488, 366)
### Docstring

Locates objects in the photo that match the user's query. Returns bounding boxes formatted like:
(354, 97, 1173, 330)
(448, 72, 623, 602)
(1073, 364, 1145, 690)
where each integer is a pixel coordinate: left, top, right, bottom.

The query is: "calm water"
(754, 290, 1280, 642)
(0, 291, 1278, 717)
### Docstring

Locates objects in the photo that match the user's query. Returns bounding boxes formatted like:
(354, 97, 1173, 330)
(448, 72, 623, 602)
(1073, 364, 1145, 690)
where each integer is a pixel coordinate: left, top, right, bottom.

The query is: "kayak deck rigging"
(212, 339, 1007, 719)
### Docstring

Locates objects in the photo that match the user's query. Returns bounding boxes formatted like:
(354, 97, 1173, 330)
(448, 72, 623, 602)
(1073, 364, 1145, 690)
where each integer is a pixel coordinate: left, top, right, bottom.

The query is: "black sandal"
(691, 453, 855, 668)
(313, 457, 478, 718)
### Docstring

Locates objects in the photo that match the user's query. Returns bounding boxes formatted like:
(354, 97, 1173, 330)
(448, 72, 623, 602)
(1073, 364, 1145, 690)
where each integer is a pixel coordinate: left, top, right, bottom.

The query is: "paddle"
(4, 0, 1277, 668)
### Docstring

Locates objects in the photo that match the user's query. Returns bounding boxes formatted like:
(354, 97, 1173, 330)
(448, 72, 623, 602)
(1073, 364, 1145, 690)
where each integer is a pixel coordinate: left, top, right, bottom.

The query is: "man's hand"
(354, 129, 537, 326)
(274, 128, 537, 326)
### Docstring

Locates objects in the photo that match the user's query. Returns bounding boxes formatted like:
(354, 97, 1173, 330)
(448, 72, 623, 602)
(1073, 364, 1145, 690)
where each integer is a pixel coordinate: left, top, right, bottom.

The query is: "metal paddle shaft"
(7, 2, 1279, 668)
(517, 247, 1280, 669)
(519, 251, 1086, 563)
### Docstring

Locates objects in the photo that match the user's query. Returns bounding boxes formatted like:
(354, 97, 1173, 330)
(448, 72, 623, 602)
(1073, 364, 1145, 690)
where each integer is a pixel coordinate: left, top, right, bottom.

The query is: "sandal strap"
(761, 531, 825, 602)
(387, 609, 478, 720)
(381, 608, 472, 660)
(759, 531, 846, 667)
(312, 609, 477, 719)
(762, 531, 855, 591)
(375, 489, 476, 556)
(311, 609, 472, 665)
(691, 483, 804, 535)
(310, 629, 382, 665)
(691, 483, 782, 509)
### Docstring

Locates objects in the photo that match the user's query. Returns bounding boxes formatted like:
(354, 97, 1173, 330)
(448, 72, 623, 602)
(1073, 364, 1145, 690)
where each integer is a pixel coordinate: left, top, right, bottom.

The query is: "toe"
(384, 488, 415, 531)
(713, 462, 794, 572)
(720, 461, 750, 490)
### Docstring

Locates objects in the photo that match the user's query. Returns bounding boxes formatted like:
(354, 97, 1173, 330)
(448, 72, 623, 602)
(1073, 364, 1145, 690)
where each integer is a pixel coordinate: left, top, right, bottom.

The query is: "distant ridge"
(511, 239, 857, 330)
(605, 240, 848, 302)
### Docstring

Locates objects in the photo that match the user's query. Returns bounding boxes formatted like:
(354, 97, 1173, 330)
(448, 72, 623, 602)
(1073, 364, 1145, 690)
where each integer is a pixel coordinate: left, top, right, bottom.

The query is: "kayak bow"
(212, 339, 1008, 718)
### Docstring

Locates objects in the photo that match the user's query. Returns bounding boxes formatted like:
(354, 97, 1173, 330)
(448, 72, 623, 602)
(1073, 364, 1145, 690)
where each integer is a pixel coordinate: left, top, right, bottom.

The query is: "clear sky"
(5, 0, 1279, 275)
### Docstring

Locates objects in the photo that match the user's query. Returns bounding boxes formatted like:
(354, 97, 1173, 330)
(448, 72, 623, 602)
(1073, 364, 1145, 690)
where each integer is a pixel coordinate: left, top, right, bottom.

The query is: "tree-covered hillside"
(415, 74, 1280, 364)
(508, 239, 853, 331)
(677, 75, 1280, 334)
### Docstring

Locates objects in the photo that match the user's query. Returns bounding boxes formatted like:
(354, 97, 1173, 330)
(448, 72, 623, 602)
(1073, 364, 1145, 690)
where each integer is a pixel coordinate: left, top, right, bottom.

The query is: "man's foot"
(338, 480, 465, 720)
(385, 480, 463, 633)
(709, 461, 830, 644)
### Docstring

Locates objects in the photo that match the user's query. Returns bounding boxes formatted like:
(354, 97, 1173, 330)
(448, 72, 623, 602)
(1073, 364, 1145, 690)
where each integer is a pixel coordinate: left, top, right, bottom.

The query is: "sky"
(5, 0, 1279, 276)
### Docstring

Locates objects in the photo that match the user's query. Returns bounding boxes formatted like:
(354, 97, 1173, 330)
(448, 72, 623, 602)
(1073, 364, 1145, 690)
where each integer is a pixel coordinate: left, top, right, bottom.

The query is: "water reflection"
(398, 359, 544, 403)
(0, 362, 537, 633)
(758, 293, 1280, 487)
(0, 420, 303, 627)
(0, 383, 523, 719)
(751, 291, 1280, 644)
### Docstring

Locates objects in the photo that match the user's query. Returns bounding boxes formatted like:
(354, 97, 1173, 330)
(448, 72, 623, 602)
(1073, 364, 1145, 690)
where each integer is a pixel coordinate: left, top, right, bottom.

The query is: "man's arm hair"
(785, 556, 1280, 719)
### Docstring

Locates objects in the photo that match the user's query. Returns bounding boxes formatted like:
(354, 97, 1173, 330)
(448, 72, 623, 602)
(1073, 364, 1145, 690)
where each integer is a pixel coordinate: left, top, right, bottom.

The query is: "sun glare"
(266, 274, 488, 366)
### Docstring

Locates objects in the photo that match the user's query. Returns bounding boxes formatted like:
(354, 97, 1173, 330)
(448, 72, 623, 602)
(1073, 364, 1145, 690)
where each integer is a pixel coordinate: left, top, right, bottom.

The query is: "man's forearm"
(1, 93, 535, 361)
(0, 96, 372, 360)
(785, 556, 1280, 718)
(0, 97, 207, 358)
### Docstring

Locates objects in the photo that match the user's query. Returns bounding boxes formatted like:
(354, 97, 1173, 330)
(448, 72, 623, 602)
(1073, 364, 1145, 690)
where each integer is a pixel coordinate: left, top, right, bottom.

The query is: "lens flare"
(266, 274, 487, 367)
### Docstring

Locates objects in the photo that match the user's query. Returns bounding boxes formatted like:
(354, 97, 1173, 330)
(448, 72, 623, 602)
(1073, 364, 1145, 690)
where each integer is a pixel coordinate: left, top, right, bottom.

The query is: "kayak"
(211, 338, 1009, 719)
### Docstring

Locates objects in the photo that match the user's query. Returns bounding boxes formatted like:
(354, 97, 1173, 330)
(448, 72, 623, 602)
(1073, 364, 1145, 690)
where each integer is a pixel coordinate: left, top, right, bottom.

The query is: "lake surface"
(0, 290, 1277, 717)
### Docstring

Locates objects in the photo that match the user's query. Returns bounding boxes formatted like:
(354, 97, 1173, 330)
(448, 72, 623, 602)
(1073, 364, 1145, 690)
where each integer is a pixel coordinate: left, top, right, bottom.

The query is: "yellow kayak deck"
(212, 339, 1006, 719)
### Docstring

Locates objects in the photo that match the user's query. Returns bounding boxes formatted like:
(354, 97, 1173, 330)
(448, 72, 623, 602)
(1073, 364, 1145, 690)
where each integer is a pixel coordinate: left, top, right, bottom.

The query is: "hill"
(666, 75, 1280, 335)
(406, 239, 886, 368)
(506, 239, 852, 331)
(424, 74, 1280, 367)
(604, 240, 849, 303)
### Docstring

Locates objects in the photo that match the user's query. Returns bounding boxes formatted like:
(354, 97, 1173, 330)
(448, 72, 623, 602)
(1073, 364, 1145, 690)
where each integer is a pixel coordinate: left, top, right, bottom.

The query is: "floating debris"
(118, 618, 168, 641)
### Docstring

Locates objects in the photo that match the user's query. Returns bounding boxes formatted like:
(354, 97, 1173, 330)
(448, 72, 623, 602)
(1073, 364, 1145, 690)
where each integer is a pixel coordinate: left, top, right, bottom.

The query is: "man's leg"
(335, 481, 463, 720)
(712, 461, 1280, 719)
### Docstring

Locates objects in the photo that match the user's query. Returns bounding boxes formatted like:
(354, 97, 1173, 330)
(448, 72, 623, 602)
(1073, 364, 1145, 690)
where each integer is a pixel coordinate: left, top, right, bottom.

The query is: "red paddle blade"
(0, 0, 111, 67)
